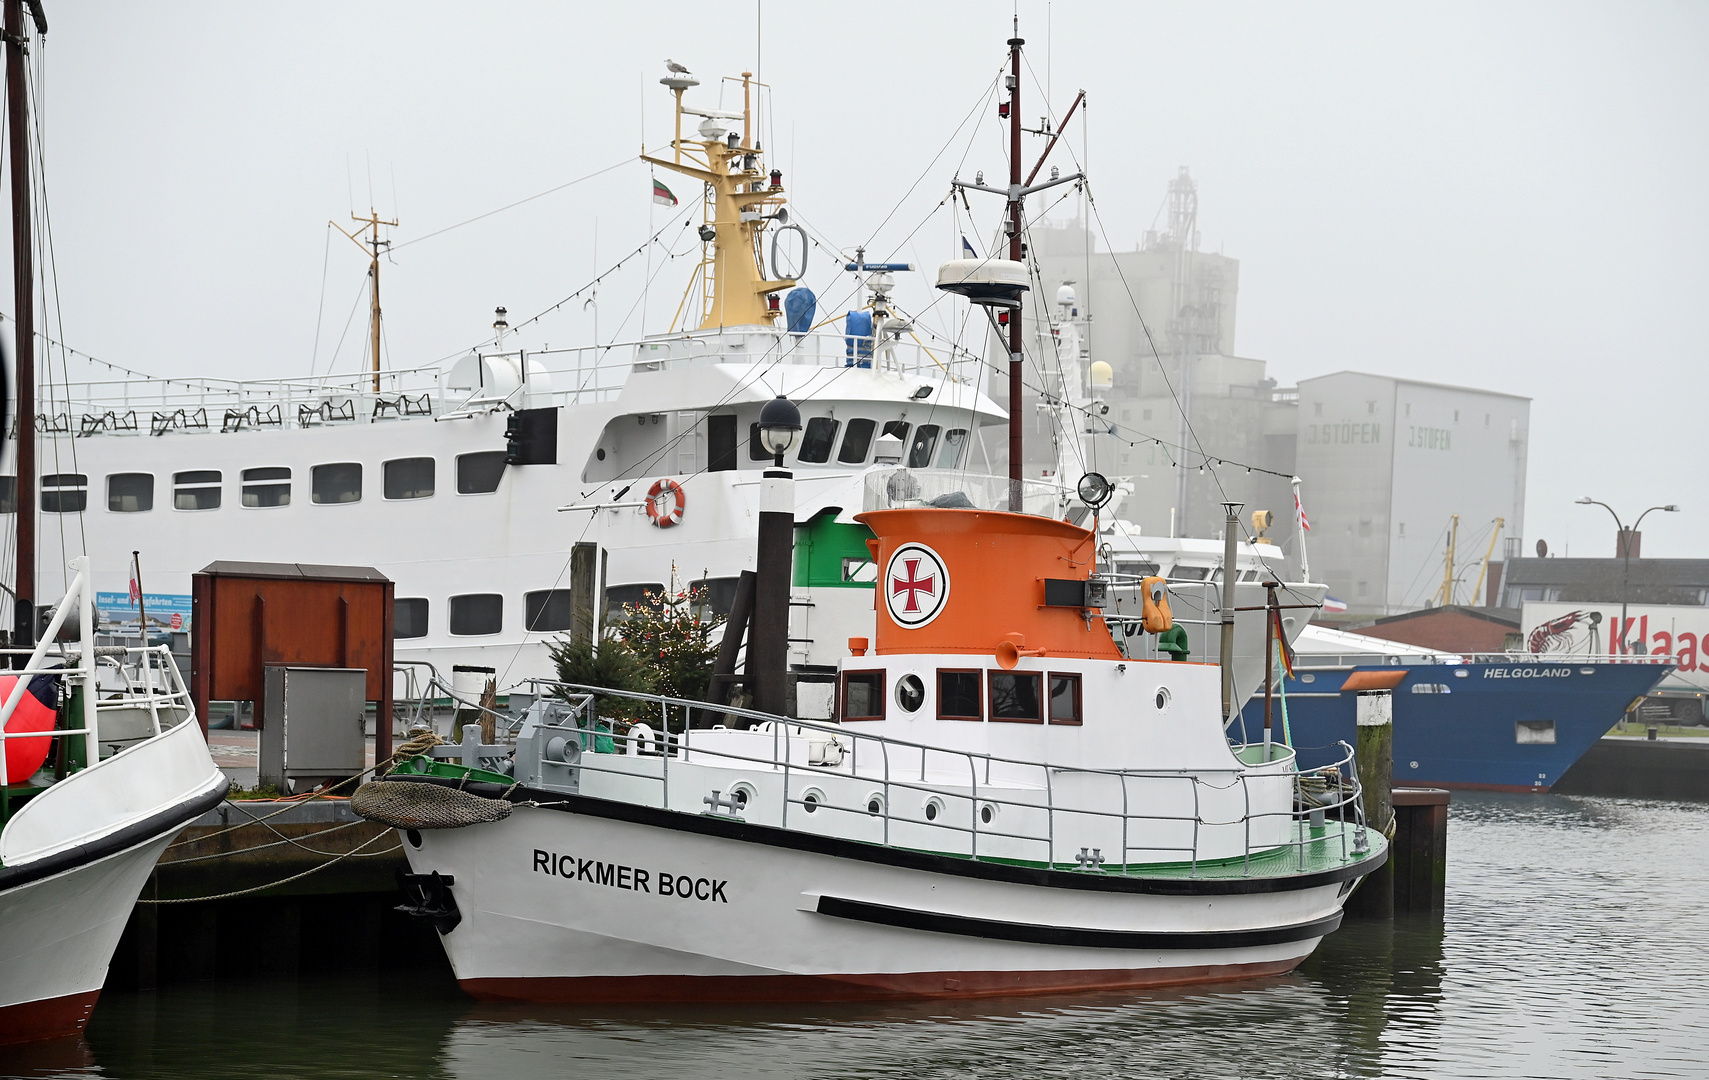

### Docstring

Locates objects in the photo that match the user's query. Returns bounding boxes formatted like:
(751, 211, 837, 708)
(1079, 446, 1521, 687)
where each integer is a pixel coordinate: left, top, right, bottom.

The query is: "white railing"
(52, 328, 982, 431)
(1291, 651, 1674, 669)
(391, 679, 1373, 878)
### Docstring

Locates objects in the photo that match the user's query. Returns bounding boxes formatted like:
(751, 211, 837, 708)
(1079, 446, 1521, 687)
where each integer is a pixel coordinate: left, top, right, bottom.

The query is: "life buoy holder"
(646, 479, 686, 528)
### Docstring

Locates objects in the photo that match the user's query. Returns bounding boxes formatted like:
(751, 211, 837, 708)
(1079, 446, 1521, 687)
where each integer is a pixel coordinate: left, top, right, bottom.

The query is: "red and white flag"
(128, 554, 141, 607)
(1294, 490, 1311, 532)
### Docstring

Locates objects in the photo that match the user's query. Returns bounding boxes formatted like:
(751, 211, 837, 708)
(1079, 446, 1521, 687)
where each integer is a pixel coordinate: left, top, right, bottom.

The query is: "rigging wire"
(390, 158, 633, 253)
(308, 222, 334, 375)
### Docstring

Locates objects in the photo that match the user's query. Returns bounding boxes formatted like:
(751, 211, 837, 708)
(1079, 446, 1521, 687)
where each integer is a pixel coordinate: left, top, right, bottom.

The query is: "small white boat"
(368, 499, 1384, 1001)
(0, 557, 227, 1044)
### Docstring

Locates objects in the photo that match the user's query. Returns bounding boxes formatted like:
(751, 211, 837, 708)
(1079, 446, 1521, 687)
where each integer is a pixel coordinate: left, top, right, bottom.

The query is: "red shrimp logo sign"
(885, 543, 950, 629)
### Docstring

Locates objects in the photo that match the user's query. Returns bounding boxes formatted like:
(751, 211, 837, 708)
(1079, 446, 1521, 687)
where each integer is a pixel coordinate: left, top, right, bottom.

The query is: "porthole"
(1154, 687, 1172, 711)
(923, 796, 944, 822)
(1300, 673, 1316, 684)
(1453, 669, 1469, 678)
(406, 829, 423, 849)
(894, 674, 925, 713)
(866, 794, 885, 816)
(979, 802, 997, 825)
(730, 782, 756, 811)
(802, 788, 824, 814)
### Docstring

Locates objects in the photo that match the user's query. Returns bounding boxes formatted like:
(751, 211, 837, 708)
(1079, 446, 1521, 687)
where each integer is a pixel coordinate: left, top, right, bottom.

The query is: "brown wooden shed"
(190, 562, 394, 763)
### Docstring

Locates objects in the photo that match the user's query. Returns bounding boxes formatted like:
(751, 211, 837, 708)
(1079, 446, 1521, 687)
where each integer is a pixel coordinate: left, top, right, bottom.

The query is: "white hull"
(0, 716, 227, 1043)
(405, 794, 1364, 1002)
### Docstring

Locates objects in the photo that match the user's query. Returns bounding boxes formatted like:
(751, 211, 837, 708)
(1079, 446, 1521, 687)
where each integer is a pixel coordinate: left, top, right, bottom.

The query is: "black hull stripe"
(394, 776, 1386, 897)
(815, 895, 1344, 950)
(0, 776, 230, 894)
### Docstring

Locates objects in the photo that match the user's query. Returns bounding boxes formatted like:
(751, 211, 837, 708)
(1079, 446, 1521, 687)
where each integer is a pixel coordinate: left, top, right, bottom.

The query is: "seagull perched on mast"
(665, 59, 691, 74)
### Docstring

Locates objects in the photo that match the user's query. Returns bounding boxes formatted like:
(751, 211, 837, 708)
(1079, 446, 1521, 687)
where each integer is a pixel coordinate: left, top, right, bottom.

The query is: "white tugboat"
(367, 497, 1383, 1001)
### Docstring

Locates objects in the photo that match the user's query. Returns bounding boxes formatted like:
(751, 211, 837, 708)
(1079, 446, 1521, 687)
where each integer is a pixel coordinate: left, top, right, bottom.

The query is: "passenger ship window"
(311, 462, 362, 504)
(797, 417, 839, 464)
(107, 473, 154, 513)
(841, 670, 885, 721)
(174, 470, 221, 510)
(906, 425, 940, 468)
(456, 451, 507, 494)
(837, 418, 876, 464)
(384, 457, 435, 500)
(688, 577, 741, 622)
(524, 589, 574, 633)
(1049, 673, 1083, 725)
(747, 423, 772, 462)
(0, 476, 15, 514)
(882, 420, 910, 448)
(449, 593, 503, 636)
(938, 429, 968, 469)
(989, 671, 1043, 723)
(937, 670, 982, 721)
(242, 467, 291, 508)
(41, 474, 88, 513)
(394, 598, 429, 639)
(604, 583, 664, 624)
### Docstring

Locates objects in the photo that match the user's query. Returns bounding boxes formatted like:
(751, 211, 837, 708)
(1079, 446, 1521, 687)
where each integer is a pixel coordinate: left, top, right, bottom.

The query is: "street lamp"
(1574, 498, 1680, 654)
(751, 395, 802, 716)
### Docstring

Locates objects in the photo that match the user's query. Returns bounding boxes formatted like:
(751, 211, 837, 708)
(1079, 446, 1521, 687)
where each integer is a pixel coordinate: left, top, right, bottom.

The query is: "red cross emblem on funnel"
(884, 542, 950, 628)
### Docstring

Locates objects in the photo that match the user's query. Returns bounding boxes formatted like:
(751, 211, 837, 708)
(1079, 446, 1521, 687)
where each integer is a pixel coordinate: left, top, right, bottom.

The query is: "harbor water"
(8, 792, 1706, 1080)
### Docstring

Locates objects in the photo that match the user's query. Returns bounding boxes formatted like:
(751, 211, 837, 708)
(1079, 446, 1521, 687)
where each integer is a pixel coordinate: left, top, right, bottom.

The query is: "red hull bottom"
(461, 958, 1303, 1004)
(0, 989, 101, 1046)
(1423, 780, 1552, 794)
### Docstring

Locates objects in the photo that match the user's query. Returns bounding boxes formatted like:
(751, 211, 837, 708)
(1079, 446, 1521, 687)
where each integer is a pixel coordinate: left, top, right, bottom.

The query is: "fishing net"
(351, 779, 513, 830)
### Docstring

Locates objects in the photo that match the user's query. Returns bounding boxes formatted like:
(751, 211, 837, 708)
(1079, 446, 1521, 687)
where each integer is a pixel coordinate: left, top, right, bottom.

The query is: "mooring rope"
(136, 828, 403, 905)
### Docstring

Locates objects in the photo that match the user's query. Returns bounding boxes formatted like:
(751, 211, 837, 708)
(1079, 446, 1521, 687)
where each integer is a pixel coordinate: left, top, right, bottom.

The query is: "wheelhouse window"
(882, 420, 910, 448)
(448, 593, 503, 636)
(1048, 673, 1083, 725)
(241, 467, 291, 508)
(174, 470, 221, 510)
(311, 462, 362, 504)
(906, 424, 940, 468)
(394, 598, 429, 639)
(604, 583, 664, 624)
(797, 417, 840, 464)
(41, 474, 88, 513)
(837, 418, 876, 464)
(456, 451, 507, 494)
(937, 669, 982, 721)
(938, 429, 969, 469)
(524, 589, 574, 633)
(841, 670, 885, 721)
(0, 476, 15, 514)
(107, 473, 154, 513)
(989, 671, 1043, 723)
(748, 423, 772, 461)
(384, 457, 435, 500)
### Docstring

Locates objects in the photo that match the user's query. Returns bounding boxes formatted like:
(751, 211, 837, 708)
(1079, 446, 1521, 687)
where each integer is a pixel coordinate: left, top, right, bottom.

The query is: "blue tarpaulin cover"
(845, 310, 874, 367)
(785, 287, 816, 334)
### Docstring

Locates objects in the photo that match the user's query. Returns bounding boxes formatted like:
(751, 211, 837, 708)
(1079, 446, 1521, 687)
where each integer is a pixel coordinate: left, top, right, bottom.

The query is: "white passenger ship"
(19, 64, 1317, 711)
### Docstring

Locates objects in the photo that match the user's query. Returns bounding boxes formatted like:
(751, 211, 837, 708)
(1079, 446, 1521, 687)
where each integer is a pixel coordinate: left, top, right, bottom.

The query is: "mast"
(1006, 32, 1024, 507)
(334, 210, 396, 392)
(5, 0, 43, 656)
(643, 70, 795, 330)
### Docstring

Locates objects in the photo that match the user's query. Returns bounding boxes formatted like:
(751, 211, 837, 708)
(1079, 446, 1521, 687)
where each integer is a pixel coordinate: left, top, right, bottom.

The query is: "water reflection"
(10, 794, 1706, 1080)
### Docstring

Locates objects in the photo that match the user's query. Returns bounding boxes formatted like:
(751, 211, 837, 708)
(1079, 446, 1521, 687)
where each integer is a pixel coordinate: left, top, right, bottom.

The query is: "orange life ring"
(646, 479, 686, 527)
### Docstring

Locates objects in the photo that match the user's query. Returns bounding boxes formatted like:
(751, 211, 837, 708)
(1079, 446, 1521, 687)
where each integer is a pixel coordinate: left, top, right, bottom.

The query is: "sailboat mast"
(1006, 31, 1025, 505)
(5, 0, 39, 653)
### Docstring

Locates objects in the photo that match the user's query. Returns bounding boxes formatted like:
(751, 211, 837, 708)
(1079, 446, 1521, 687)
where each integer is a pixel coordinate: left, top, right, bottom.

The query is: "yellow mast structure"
(334, 210, 398, 391)
(1469, 516, 1506, 607)
(643, 70, 795, 329)
(1435, 514, 1461, 607)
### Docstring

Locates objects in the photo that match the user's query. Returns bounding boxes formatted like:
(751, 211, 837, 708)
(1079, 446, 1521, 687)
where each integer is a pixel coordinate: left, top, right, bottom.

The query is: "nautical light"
(757, 395, 802, 462)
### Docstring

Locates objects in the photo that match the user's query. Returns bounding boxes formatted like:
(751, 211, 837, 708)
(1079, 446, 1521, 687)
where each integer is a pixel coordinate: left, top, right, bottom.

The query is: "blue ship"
(1237, 659, 1672, 791)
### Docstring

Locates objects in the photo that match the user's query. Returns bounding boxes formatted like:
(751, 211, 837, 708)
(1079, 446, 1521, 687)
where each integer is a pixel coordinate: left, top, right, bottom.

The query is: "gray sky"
(21, 1, 1708, 558)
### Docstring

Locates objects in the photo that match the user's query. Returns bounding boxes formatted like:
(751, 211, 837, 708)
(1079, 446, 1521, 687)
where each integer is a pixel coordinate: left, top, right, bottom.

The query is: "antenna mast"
(1005, 28, 1025, 507)
(335, 211, 397, 392)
